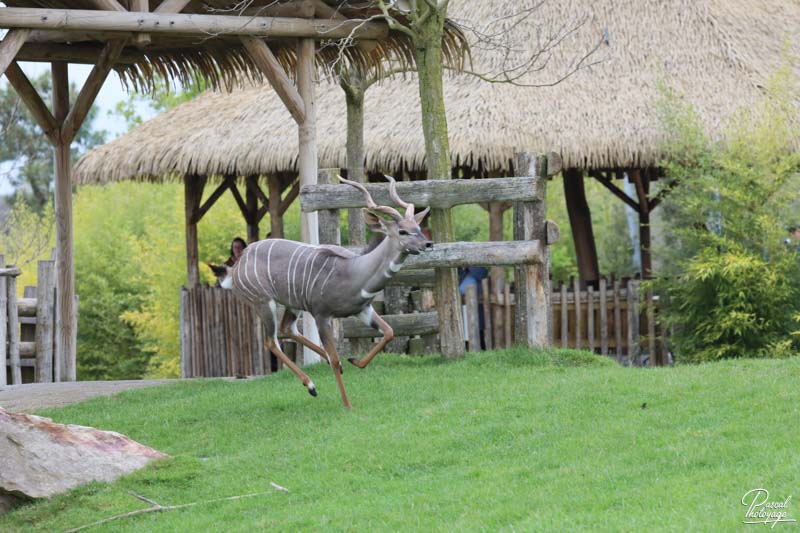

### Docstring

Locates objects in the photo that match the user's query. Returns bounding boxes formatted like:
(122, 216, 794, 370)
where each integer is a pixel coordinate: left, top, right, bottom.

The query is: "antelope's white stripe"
(253, 241, 269, 294)
(237, 248, 258, 301)
(265, 240, 277, 293)
(285, 245, 303, 304)
(310, 256, 331, 295)
(320, 265, 337, 296)
(304, 252, 321, 306)
(389, 260, 404, 272)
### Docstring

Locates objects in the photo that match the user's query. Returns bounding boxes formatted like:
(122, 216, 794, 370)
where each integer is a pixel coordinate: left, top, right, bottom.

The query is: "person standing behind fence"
(225, 237, 247, 267)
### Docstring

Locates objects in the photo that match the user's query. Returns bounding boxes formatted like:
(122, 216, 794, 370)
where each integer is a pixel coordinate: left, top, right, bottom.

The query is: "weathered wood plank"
(376, 241, 544, 270)
(241, 36, 305, 125)
(627, 279, 640, 364)
(385, 269, 435, 287)
(587, 285, 595, 352)
(0, 272, 7, 387)
(560, 283, 568, 348)
(7, 274, 21, 384)
(599, 277, 608, 356)
(3, 62, 60, 144)
(613, 279, 622, 361)
(0, 28, 30, 78)
(481, 278, 493, 350)
(338, 312, 438, 339)
(0, 8, 389, 40)
(647, 289, 656, 367)
(573, 277, 581, 351)
(317, 169, 341, 246)
(301, 176, 545, 212)
(465, 285, 481, 352)
(35, 260, 55, 383)
(504, 284, 512, 347)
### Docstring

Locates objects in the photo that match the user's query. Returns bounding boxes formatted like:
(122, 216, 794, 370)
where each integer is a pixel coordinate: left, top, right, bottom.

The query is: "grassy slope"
(2, 349, 798, 532)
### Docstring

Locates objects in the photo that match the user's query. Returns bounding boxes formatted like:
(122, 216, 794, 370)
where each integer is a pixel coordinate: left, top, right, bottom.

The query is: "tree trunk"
(414, 9, 464, 358)
(563, 168, 599, 285)
(342, 73, 366, 248)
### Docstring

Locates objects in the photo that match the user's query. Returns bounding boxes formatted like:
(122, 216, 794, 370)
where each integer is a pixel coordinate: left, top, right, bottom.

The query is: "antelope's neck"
(354, 237, 407, 298)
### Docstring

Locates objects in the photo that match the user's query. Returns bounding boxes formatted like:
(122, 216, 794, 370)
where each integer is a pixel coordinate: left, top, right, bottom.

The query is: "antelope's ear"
(414, 207, 430, 224)
(364, 209, 390, 234)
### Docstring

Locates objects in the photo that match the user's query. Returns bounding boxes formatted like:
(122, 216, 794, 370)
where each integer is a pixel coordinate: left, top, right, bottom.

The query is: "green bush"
(653, 63, 800, 361)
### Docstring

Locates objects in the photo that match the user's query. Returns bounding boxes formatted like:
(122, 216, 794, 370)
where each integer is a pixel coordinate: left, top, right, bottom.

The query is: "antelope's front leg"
(316, 317, 351, 409)
(348, 306, 394, 370)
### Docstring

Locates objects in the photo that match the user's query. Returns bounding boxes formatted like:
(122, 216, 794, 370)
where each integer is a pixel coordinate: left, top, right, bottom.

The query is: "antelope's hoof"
(306, 382, 317, 397)
(348, 357, 360, 367)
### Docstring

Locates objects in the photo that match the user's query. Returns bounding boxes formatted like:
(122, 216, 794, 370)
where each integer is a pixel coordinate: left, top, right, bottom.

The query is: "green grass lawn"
(2, 348, 799, 532)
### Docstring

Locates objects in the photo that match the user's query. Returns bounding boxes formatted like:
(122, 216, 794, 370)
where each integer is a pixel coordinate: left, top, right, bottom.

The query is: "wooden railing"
(460, 276, 668, 366)
(1, 257, 66, 385)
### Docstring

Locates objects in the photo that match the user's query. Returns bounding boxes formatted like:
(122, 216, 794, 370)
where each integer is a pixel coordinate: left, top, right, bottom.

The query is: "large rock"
(0, 407, 167, 504)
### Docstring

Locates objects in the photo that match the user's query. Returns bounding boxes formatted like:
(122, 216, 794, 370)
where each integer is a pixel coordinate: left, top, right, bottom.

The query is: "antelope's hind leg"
(260, 302, 317, 397)
(316, 317, 352, 409)
(349, 306, 394, 370)
(280, 308, 331, 366)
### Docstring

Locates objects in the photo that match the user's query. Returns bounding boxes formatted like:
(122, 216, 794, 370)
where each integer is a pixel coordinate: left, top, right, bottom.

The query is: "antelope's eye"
(399, 229, 409, 236)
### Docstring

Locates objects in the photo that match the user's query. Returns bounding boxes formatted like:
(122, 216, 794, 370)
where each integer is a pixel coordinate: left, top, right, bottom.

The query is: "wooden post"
(7, 273, 21, 385)
(627, 279, 640, 365)
(503, 285, 512, 348)
(599, 277, 608, 356)
(245, 175, 260, 244)
(35, 260, 55, 383)
(184, 175, 205, 288)
(0, 258, 6, 387)
(267, 176, 284, 239)
(613, 278, 622, 362)
(0, 29, 30, 75)
(563, 168, 600, 285)
(513, 153, 549, 348)
(51, 61, 74, 382)
(630, 169, 653, 278)
(560, 283, 568, 348)
(297, 37, 321, 365)
(489, 201, 506, 348)
(647, 289, 656, 367)
(481, 278, 493, 350)
(465, 285, 481, 352)
(573, 276, 581, 350)
(587, 285, 595, 352)
(317, 169, 341, 246)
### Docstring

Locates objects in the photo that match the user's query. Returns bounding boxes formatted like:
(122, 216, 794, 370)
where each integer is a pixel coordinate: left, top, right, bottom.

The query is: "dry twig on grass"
(63, 483, 290, 533)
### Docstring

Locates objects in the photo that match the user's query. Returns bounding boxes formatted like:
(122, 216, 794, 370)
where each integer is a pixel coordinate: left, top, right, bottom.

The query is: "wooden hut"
(74, 0, 800, 286)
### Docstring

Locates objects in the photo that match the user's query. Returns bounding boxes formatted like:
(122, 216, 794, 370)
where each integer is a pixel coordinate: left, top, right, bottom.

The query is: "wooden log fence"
(1, 257, 65, 385)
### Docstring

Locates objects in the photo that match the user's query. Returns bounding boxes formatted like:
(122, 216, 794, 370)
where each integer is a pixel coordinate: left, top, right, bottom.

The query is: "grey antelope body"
(228, 176, 431, 408)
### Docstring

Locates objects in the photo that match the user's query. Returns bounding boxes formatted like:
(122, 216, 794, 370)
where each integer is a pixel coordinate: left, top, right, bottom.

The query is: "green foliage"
(0, 72, 105, 211)
(653, 63, 800, 362)
(0, 194, 54, 273)
(3, 351, 799, 531)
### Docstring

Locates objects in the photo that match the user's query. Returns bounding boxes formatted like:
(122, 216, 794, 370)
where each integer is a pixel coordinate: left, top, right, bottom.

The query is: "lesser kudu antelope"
(225, 176, 432, 408)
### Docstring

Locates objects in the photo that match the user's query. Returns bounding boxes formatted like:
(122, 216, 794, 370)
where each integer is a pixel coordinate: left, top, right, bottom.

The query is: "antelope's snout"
(425, 241, 434, 250)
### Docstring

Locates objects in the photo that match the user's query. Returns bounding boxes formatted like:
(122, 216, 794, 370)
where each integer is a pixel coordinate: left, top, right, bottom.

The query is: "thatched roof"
(7, 1, 467, 91)
(74, 0, 800, 183)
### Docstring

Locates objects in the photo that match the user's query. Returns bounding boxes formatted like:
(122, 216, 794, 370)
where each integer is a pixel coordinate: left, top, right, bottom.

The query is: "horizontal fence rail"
(301, 176, 545, 211)
(344, 241, 546, 269)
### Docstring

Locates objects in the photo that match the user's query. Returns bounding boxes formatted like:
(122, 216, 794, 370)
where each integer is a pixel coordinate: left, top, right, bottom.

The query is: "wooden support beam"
(52, 61, 76, 382)
(591, 171, 641, 213)
(401, 241, 544, 270)
(630, 169, 652, 278)
(227, 178, 249, 220)
(267, 176, 284, 238)
(245, 176, 260, 243)
(154, 0, 192, 14)
(240, 36, 305, 124)
(318, 169, 341, 247)
(61, 39, 126, 144)
(131, 0, 152, 48)
(300, 176, 546, 212)
(4, 62, 59, 144)
(0, 8, 389, 40)
(280, 180, 299, 215)
(17, 42, 141, 64)
(193, 178, 230, 224)
(563, 168, 599, 284)
(88, 0, 126, 12)
(649, 179, 677, 211)
(0, 28, 30, 76)
(184, 175, 207, 288)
